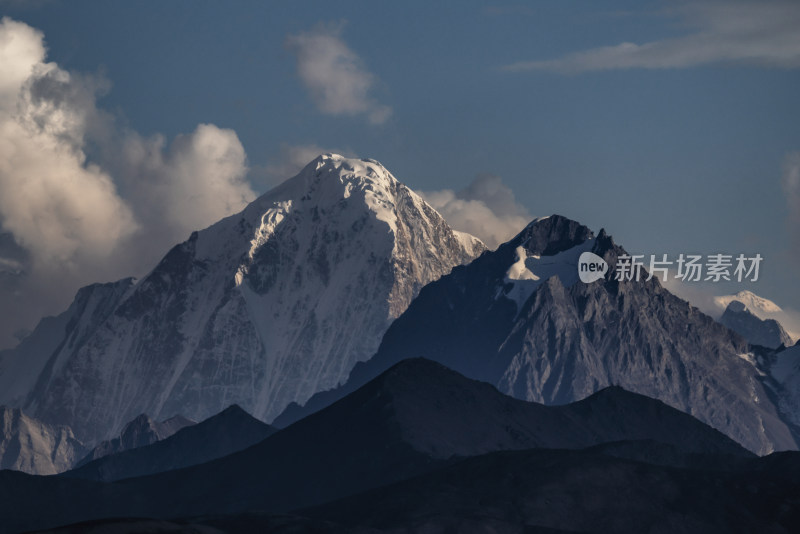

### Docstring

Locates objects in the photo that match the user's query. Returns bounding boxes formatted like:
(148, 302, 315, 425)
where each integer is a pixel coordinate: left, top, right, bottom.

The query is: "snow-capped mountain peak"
(711, 290, 796, 348)
(714, 290, 783, 316)
(720, 300, 793, 349)
(0, 155, 485, 443)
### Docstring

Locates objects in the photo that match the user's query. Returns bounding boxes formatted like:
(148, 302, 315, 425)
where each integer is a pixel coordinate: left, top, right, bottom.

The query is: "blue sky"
(1, 0, 799, 346)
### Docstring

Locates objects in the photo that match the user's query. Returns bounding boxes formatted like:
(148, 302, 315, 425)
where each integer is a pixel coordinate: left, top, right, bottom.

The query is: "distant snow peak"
(715, 290, 783, 316)
(720, 299, 793, 349)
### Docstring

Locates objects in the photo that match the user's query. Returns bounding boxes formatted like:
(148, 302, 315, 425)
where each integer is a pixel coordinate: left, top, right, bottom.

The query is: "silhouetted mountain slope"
(303, 448, 800, 534)
(75, 413, 195, 468)
(65, 405, 274, 482)
(29, 513, 574, 534)
(27, 515, 383, 534)
(581, 439, 755, 471)
(0, 359, 754, 533)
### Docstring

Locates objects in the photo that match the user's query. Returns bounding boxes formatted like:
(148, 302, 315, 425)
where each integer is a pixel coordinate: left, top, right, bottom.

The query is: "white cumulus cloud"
(114, 124, 254, 238)
(421, 173, 532, 249)
(782, 151, 800, 262)
(0, 16, 46, 108)
(0, 17, 136, 269)
(0, 17, 256, 348)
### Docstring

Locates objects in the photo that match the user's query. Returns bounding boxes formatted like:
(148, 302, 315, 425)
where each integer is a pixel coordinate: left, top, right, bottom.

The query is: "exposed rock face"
(0, 406, 86, 475)
(0, 278, 135, 409)
(765, 343, 800, 430)
(0, 155, 484, 443)
(279, 215, 797, 455)
(720, 300, 793, 349)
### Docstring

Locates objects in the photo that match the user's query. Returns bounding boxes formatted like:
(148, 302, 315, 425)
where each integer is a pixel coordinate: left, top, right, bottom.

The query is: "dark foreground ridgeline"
(4, 359, 798, 534)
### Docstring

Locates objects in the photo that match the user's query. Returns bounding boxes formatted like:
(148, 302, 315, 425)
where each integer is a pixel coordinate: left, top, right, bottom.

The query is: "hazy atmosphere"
(1, 0, 799, 348)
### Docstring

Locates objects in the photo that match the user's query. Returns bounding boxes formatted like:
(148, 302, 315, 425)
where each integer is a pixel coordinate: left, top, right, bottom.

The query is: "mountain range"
(0, 154, 799, 532)
(277, 215, 797, 454)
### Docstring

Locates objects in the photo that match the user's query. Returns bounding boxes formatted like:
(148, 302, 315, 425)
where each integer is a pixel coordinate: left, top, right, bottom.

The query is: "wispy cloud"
(504, 0, 800, 73)
(0, 257, 23, 274)
(484, 5, 536, 17)
(0, 0, 53, 10)
(783, 151, 800, 261)
(286, 22, 392, 124)
(420, 173, 531, 249)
